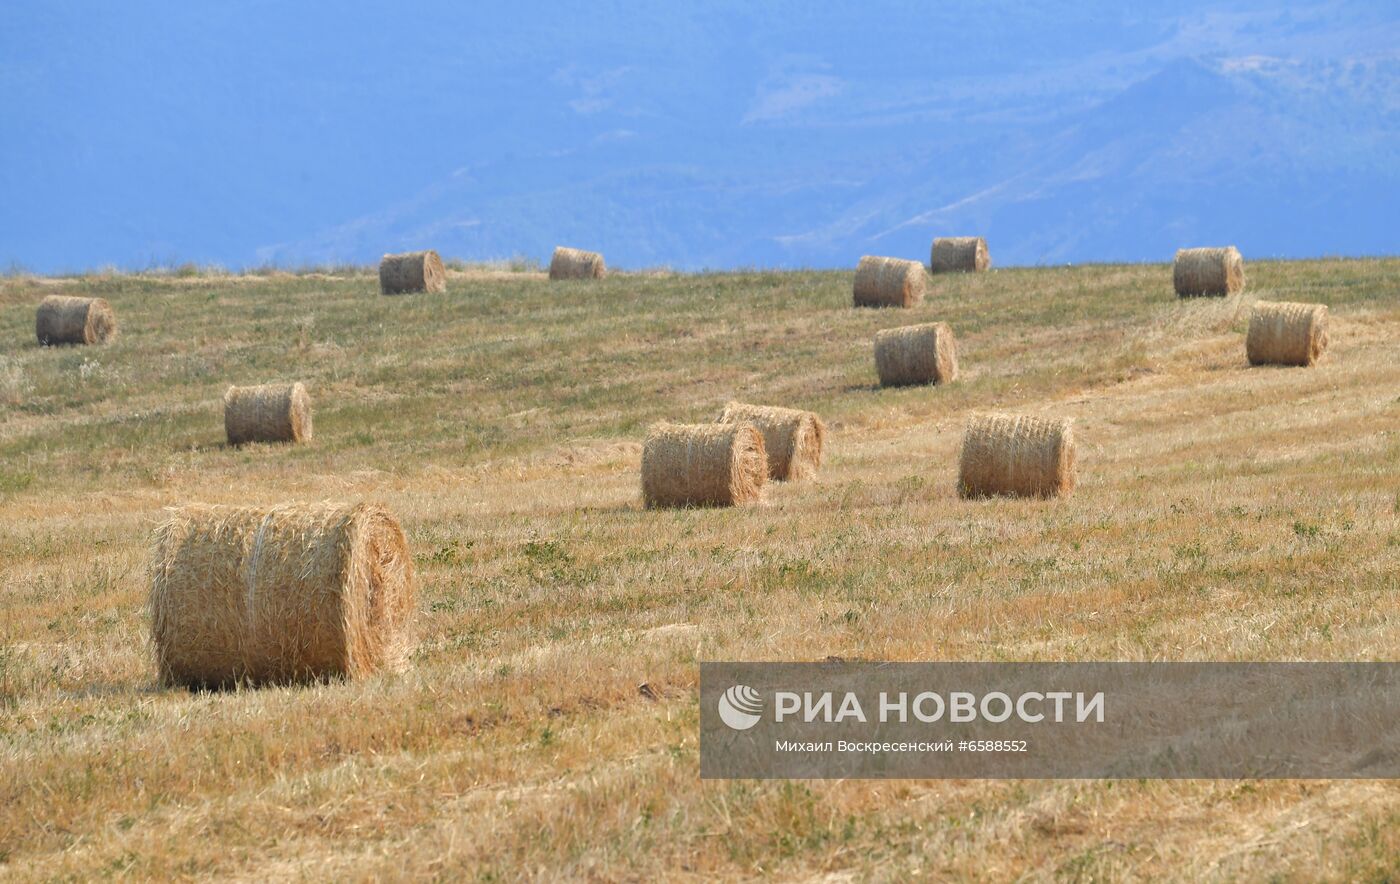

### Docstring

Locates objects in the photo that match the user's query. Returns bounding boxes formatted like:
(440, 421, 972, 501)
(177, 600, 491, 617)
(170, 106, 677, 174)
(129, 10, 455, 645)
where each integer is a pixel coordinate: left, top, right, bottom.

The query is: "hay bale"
(958, 413, 1076, 499)
(717, 401, 825, 482)
(549, 246, 607, 280)
(379, 250, 446, 294)
(930, 237, 990, 273)
(150, 501, 417, 688)
(874, 322, 959, 387)
(224, 383, 312, 446)
(1247, 301, 1328, 367)
(1173, 246, 1245, 297)
(641, 421, 767, 507)
(35, 295, 117, 345)
(853, 256, 926, 308)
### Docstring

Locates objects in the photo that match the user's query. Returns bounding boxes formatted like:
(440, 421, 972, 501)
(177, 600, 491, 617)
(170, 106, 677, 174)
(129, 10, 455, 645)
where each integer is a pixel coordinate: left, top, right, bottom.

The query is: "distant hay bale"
(379, 250, 446, 294)
(1247, 301, 1328, 367)
(874, 322, 959, 387)
(35, 295, 117, 345)
(549, 246, 607, 280)
(150, 501, 417, 688)
(1173, 246, 1245, 297)
(930, 237, 990, 273)
(641, 421, 767, 507)
(853, 256, 926, 308)
(958, 413, 1076, 499)
(717, 401, 825, 481)
(224, 383, 312, 446)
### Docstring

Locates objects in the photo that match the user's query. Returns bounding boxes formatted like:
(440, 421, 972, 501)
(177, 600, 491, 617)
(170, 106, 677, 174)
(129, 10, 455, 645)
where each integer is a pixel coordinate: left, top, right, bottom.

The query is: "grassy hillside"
(2, 259, 1399, 880)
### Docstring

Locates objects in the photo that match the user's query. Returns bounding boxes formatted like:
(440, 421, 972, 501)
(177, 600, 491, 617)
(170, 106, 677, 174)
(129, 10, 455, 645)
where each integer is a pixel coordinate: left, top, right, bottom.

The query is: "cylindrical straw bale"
(224, 383, 313, 446)
(958, 413, 1076, 499)
(874, 322, 959, 387)
(1246, 301, 1328, 366)
(1173, 246, 1245, 297)
(853, 256, 926, 308)
(930, 237, 990, 273)
(150, 501, 417, 688)
(549, 246, 607, 280)
(379, 250, 447, 294)
(641, 422, 767, 507)
(717, 401, 825, 481)
(35, 295, 117, 345)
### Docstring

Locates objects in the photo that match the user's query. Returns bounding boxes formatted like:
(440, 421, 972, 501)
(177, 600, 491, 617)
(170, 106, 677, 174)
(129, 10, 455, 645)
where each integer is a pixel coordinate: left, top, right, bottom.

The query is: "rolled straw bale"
(958, 413, 1076, 499)
(641, 421, 767, 507)
(874, 322, 959, 387)
(853, 256, 926, 308)
(1173, 246, 1244, 297)
(930, 236, 990, 273)
(379, 250, 446, 294)
(224, 383, 312, 446)
(549, 246, 607, 280)
(150, 501, 417, 688)
(35, 295, 117, 345)
(1247, 301, 1328, 367)
(717, 401, 825, 481)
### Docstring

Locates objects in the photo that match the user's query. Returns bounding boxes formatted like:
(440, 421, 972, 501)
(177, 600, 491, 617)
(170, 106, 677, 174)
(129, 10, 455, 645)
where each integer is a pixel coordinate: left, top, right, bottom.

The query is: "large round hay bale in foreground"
(717, 401, 825, 482)
(150, 501, 417, 688)
(224, 383, 312, 446)
(1173, 246, 1244, 297)
(853, 256, 926, 308)
(379, 250, 447, 294)
(1247, 301, 1328, 367)
(642, 421, 767, 508)
(930, 237, 990, 273)
(35, 295, 117, 345)
(874, 322, 959, 387)
(959, 413, 1076, 499)
(549, 246, 607, 280)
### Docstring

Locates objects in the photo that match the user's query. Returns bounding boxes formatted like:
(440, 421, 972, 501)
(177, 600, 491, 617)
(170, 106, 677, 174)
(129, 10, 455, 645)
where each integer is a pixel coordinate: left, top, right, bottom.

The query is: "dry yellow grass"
(1, 259, 1400, 880)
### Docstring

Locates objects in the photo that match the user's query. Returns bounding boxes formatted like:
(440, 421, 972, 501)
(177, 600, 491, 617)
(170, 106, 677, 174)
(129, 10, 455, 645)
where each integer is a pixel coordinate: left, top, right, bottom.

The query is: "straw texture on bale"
(35, 295, 117, 345)
(379, 250, 446, 294)
(717, 401, 825, 482)
(1247, 301, 1329, 367)
(549, 246, 607, 280)
(874, 322, 959, 387)
(224, 383, 312, 446)
(853, 255, 926, 308)
(1173, 246, 1245, 297)
(930, 236, 990, 273)
(959, 413, 1076, 499)
(150, 501, 417, 688)
(641, 421, 767, 507)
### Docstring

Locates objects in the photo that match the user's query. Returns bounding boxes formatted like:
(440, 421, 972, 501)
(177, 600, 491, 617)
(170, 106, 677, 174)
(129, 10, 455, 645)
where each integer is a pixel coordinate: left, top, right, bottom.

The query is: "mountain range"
(2, 1, 1397, 272)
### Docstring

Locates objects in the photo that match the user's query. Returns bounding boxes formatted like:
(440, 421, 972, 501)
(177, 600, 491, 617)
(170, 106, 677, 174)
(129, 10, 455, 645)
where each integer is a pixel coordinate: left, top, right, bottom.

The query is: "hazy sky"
(3, 2, 1397, 271)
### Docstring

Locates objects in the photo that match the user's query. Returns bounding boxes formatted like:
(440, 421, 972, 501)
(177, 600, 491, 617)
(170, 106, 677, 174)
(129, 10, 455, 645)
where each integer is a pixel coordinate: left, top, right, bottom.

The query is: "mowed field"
(2, 258, 1400, 881)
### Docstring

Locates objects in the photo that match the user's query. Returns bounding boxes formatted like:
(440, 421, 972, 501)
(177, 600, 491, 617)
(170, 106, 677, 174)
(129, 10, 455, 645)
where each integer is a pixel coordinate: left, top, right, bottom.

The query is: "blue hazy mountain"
(1, 2, 1397, 272)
